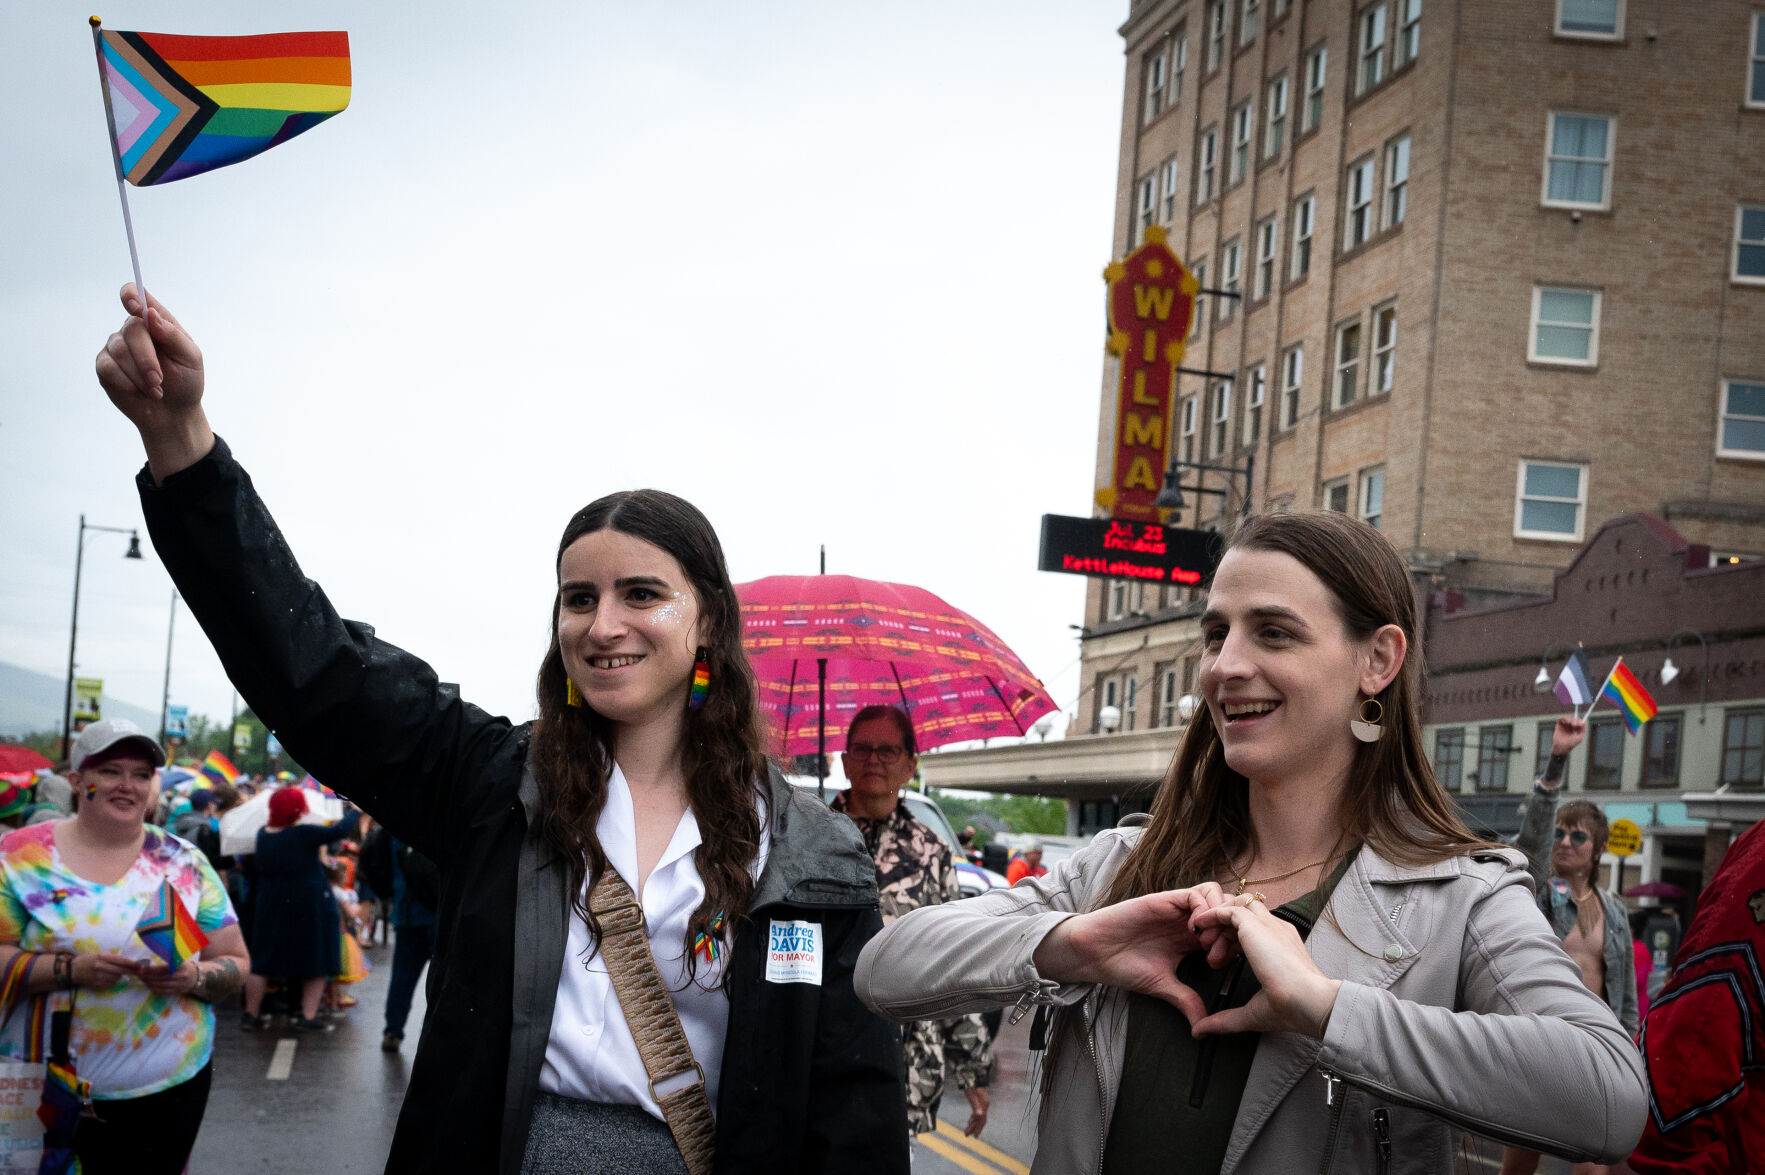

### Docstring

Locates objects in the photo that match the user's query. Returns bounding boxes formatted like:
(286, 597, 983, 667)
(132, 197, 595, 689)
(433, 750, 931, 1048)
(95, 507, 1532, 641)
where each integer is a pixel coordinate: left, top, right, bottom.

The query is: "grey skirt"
(520, 1093, 690, 1175)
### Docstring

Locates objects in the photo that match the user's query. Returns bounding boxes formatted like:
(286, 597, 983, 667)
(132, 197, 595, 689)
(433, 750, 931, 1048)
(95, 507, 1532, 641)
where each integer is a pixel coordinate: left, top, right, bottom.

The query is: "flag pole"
(1584, 657, 1621, 724)
(89, 16, 148, 316)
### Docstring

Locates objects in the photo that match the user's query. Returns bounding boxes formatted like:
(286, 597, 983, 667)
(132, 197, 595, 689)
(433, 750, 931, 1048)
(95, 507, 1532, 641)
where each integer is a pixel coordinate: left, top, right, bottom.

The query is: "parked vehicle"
(788, 777, 1007, 897)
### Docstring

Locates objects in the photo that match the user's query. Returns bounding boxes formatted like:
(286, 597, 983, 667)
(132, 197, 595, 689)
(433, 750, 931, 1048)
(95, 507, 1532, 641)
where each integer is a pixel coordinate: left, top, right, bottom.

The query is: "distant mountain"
(0, 661, 162, 739)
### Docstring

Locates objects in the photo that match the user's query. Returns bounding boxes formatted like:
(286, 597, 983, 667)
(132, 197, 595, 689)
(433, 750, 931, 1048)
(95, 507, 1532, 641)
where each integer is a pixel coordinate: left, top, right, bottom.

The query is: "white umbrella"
(218, 786, 346, 857)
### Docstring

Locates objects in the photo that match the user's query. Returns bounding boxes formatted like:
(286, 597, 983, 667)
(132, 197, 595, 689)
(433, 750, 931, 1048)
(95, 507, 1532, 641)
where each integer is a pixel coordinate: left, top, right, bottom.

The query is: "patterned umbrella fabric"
(735, 575, 1058, 756)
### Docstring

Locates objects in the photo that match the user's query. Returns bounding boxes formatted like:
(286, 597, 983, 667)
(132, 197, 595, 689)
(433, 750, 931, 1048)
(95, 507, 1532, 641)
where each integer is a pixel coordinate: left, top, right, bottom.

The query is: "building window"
(1264, 75, 1288, 159)
(1245, 364, 1266, 446)
(1198, 128, 1218, 203)
(1723, 707, 1764, 786)
(1146, 50, 1168, 122)
(1136, 174, 1157, 245)
(1557, 0, 1623, 38)
(1302, 44, 1328, 132)
(1751, 14, 1765, 107)
(1358, 4, 1388, 94)
(1173, 27, 1189, 102)
(1735, 205, 1765, 284)
(1396, 0, 1421, 66)
(1530, 286, 1601, 366)
(1324, 478, 1350, 512)
(1161, 158, 1181, 223)
(1535, 720, 1558, 780)
(1179, 394, 1198, 462)
(1254, 216, 1278, 300)
(1281, 344, 1304, 429)
(1587, 717, 1623, 789)
(1334, 319, 1362, 409)
(1189, 260, 1207, 340)
(1208, 0, 1228, 70)
(1346, 157, 1375, 248)
(1543, 112, 1614, 210)
(1241, 0, 1260, 44)
(1358, 466, 1384, 528)
(1384, 134, 1410, 227)
(1158, 664, 1180, 726)
(1230, 101, 1254, 185)
(1291, 194, 1314, 280)
(1435, 728, 1465, 791)
(1514, 459, 1588, 541)
(1643, 713, 1680, 787)
(1124, 673, 1140, 731)
(1107, 582, 1129, 621)
(1476, 725, 1513, 792)
(1372, 302, 1397, 394)
(1220, 238, 1241, 321)
(1719, 379, 1765, 459)
(1209, 380, 1233, 456)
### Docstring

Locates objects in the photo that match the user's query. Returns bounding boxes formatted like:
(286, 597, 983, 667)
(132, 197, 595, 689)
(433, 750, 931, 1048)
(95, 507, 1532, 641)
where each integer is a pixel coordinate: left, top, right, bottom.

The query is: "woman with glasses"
(829, 706, 993, 1144)
(855, 510, 1645, 1173)
(94, 287, 908, 1174)
(1503, 716, 1638, 1175)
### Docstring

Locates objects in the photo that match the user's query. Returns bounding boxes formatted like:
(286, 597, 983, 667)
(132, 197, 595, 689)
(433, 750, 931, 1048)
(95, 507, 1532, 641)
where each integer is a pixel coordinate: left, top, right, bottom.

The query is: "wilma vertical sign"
(1096, 226, 1197, 524)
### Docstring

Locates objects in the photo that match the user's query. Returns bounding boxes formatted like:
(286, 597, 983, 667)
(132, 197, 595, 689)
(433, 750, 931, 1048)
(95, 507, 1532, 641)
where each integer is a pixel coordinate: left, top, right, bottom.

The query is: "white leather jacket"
(855, 822, 1647, 1175)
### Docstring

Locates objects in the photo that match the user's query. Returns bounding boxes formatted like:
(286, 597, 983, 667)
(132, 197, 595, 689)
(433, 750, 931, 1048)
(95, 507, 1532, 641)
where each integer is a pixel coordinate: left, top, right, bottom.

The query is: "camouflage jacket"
(832, 793, 993, 1134)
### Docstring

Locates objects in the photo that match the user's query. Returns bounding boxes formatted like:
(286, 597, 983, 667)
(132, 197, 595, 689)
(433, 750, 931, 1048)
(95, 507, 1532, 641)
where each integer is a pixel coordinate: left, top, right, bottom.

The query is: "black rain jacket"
(138, 438, 908, 1174)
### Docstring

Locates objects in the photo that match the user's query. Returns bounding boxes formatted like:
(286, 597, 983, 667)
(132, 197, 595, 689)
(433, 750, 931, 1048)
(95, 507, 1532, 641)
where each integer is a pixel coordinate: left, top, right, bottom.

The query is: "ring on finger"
(1249, 892, 1267, 905)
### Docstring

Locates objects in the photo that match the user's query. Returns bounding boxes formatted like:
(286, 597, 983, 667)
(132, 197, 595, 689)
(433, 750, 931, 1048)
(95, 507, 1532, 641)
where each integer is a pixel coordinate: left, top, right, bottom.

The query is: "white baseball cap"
(70, 718, 164, 772)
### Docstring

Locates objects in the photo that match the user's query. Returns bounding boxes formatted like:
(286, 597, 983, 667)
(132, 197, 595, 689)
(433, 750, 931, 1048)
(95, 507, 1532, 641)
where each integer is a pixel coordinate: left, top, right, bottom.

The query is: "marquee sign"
(1095, 225, 1197, 524)
(1037, 514, 1222, 584)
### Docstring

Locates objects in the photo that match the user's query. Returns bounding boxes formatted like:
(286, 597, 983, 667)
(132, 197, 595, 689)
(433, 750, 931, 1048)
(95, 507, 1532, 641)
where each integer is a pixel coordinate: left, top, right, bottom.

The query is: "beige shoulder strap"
(587, 868, 716, 1175)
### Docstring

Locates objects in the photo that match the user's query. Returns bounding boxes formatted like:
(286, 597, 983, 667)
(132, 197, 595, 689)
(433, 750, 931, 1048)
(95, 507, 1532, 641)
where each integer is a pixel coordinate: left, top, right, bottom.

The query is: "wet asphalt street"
(185, 930, 1041, 1175)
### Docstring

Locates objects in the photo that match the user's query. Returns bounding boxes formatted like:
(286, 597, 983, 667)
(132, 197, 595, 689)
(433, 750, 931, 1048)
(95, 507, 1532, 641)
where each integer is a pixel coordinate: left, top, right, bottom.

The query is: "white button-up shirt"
(538, 765, 769, 1119)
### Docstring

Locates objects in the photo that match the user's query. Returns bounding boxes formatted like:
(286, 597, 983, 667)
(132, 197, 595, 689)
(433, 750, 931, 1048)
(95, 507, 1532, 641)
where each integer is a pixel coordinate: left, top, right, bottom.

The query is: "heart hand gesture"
(1032, 883, 1231, 1024)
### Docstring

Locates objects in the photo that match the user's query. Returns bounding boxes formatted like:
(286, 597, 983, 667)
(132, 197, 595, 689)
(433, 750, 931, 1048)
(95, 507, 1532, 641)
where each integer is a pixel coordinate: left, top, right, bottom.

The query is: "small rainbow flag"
(1600, 658, 1658, 734)
(199, 750, 238, 788)
(299, 773, 337, 800)
(136, 879, 209, 970)
(96, 27, 350, 186)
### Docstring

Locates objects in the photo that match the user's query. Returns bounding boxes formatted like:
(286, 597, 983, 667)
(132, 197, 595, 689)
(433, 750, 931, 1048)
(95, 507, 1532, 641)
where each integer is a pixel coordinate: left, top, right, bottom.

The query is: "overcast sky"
(2, 1, 1126, 749)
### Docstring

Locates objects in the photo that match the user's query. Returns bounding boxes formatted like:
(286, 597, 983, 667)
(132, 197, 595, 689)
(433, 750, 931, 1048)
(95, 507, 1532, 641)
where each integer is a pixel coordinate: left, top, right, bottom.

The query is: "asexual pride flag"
(96, 28, 349, 186)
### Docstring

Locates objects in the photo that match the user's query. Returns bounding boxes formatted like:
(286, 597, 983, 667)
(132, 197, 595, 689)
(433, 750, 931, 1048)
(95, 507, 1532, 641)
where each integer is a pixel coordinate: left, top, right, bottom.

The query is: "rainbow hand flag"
(1600, 657, 1658, 734)
(199, 750, 238, 788)
(96, 27, 350, 186)
(136, 879, 209, 969)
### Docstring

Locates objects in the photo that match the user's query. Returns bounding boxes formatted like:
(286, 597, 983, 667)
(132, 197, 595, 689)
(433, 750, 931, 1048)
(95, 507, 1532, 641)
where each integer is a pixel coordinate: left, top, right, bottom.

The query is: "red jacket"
(1629, 820, 1765, 1174)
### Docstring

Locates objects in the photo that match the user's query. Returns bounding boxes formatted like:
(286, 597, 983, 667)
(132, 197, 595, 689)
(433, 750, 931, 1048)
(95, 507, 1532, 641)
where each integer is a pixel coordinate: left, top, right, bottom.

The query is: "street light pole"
(61, 514, 144, 760)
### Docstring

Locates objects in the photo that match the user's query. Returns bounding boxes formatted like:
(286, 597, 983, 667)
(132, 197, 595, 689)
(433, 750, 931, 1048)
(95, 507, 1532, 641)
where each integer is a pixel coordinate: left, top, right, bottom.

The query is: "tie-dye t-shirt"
(0, 822, 236, 1098)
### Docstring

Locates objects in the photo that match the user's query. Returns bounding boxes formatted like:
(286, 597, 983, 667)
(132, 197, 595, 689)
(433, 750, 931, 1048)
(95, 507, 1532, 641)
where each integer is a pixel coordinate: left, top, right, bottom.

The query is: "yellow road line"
(933, 1120, 1032, 1175)
(917, 1131, 1006, 1175)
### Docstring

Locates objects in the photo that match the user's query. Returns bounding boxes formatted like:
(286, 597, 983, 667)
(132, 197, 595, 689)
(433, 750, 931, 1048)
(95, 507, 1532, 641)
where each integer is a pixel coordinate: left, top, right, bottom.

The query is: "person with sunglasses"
(830, 707, 993, 1145)
(1503, 716, 1639, 1175)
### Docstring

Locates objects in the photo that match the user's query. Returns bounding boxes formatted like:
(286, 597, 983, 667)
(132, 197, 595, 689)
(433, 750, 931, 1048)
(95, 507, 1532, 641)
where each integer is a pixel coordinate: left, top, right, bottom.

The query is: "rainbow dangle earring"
(565, 677, 585, 708)
(693, 911, 726, 965)
(688, 647, 711, 710)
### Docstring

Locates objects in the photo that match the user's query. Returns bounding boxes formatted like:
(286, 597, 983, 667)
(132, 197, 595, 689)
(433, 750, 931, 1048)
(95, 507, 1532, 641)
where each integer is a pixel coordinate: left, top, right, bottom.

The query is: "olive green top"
(1101, 852, 1357, 1175)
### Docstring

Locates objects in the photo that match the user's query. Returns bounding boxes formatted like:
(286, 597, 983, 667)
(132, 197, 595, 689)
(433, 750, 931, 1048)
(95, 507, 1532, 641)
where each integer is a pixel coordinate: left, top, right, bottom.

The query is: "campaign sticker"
(765, 919, 823, 986)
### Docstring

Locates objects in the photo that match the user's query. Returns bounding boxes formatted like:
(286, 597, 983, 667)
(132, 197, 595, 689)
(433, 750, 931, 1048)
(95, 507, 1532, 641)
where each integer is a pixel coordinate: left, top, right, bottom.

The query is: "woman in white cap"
(0, 718, 249, 1175)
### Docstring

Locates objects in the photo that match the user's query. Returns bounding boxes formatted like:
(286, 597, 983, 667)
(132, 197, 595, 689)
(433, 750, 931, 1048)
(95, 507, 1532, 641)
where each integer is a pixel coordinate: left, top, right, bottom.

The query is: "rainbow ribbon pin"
(693, 911, 725, 965)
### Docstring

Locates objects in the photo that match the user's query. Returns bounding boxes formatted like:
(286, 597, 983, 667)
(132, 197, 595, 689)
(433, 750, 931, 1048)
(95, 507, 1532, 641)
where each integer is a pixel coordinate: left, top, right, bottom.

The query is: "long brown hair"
(1040, 511, 1495, 1106)
(529, 489, 770, 984)
(1100, 509, 1491, 908)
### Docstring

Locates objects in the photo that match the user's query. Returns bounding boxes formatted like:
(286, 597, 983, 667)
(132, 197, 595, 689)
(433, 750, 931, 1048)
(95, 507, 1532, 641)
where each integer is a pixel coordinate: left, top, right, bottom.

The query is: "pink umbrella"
(735, 575, 1058, 791)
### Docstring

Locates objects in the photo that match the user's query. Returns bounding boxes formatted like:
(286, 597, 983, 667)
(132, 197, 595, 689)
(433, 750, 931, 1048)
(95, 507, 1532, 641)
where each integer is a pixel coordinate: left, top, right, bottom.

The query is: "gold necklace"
(1233, 856, 1333, 897)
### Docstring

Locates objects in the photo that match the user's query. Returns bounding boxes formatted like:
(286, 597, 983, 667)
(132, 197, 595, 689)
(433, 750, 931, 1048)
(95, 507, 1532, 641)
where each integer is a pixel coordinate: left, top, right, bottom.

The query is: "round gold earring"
(1350, 696, 1384, 743)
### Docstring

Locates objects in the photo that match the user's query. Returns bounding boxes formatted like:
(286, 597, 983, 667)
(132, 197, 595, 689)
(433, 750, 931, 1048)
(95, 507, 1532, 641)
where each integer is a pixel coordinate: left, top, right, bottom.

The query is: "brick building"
(922, 0, 1765, 862)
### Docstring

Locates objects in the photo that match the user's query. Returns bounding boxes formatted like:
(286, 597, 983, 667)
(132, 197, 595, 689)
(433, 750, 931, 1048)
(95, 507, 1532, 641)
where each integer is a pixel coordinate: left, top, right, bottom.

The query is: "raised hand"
(1032, 883, 1230, 1025)
(1550, 715, 1587, 756)
(94, 283, 215, 480)
(1188, 897, 1342, 1039)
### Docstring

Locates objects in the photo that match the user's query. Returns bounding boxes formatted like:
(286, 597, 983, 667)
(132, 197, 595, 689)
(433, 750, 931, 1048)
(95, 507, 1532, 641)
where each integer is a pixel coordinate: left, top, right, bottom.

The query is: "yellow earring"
(565, 678, 584, 708)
